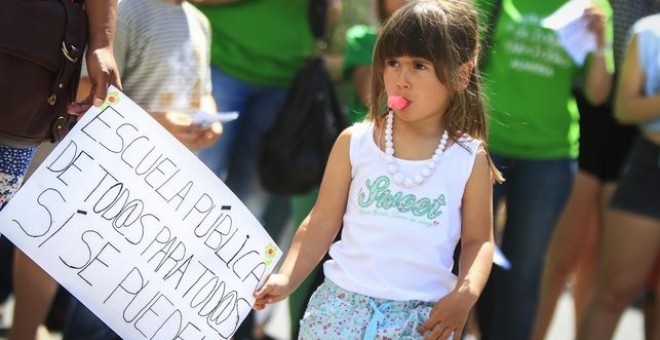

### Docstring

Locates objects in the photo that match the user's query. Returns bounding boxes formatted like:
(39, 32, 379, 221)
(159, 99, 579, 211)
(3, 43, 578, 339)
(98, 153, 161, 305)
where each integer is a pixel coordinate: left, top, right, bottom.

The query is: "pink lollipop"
(388, 96, 409, 110)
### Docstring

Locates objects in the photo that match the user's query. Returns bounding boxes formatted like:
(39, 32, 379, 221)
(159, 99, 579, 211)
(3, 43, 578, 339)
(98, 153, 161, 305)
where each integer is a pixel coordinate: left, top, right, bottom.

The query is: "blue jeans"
(63, 300, 119, 340)
(200, 66, 291, 339)
(199, 67, 289, 231)
(478, 155, 576, 340)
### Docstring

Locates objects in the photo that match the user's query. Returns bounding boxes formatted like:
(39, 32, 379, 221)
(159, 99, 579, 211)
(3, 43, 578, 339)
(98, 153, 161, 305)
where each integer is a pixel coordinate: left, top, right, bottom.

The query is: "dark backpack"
(258, 56, 348, 195)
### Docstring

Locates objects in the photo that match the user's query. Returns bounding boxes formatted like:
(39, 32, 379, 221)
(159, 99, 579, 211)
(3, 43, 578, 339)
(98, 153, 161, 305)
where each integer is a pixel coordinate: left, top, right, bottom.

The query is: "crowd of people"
(0, 0, 658, 339)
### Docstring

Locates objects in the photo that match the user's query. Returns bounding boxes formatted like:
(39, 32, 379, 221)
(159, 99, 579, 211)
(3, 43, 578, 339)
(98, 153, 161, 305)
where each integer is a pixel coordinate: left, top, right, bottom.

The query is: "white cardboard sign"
(0, 86, 281, 339)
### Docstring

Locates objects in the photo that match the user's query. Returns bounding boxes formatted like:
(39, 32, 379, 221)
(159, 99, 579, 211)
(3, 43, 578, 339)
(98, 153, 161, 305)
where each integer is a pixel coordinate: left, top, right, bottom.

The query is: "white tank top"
(324, 121, 481, 302)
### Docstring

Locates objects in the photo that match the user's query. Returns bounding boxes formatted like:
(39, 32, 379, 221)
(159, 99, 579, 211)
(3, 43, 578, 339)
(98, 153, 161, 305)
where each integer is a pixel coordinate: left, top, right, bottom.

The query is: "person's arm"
(80, 0, 122, 107)
(615, 35, 660, 124)
(583, 6, 613, 106)
(418, 148, 495, 339)
(254, 129, 353, 309)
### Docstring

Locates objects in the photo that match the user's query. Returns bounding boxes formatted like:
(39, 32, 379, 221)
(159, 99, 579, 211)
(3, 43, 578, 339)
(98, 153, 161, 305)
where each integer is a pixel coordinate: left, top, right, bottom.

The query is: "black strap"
(308, 0, 328, 41)
(49, 0, 86, 105)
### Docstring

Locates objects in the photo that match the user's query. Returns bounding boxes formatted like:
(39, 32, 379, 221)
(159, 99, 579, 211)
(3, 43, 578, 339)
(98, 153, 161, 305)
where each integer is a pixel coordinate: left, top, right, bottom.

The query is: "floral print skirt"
(0, 144, 36, 206)
(299, 279, 439, 340)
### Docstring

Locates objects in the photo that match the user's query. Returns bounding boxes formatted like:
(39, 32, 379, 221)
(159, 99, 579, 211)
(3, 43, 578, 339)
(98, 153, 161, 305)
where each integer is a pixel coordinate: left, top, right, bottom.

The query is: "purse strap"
(48, 0, 86, 106)
(308, 0, 330, 55)
(308, 0, 328, 41)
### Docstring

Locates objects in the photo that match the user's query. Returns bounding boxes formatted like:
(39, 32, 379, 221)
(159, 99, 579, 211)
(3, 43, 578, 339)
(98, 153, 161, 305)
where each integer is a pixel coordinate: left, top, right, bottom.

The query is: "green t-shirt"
(343, 25, 378, 123)
(198, 0, 315, 87)
(476, 0, 613, 159)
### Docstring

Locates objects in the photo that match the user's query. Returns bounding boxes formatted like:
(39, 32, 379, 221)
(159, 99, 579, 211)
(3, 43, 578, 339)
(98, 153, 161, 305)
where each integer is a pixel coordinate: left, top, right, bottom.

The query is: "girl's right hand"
(253, 273, 292, 310)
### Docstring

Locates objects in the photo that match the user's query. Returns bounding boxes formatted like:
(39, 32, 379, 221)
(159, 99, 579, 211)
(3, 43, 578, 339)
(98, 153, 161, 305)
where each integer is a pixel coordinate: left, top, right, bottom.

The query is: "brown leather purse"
(0, 0, 87, 144)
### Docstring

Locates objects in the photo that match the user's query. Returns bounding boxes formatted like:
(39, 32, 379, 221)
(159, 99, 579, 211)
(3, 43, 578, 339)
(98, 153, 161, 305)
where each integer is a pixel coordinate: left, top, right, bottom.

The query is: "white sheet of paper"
(0, 87, 281, 340)
(493, 245, 511, 270)
(191, 110, 239, 127)
(541, 0, 596, 66)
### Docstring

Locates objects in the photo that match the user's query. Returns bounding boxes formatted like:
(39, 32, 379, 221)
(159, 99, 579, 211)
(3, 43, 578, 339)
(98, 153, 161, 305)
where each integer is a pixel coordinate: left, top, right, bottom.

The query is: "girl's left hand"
(583, 6, 607, 47)
(417, 291, 472, 340)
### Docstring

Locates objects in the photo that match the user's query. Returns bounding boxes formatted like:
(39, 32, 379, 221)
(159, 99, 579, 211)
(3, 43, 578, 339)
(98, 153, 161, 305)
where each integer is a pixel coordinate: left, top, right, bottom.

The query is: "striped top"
(85, 0, 212, 113)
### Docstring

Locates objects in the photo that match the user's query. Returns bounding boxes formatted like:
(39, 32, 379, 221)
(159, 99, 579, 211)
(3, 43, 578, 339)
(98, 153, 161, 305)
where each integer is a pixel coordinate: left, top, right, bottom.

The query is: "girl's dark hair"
(368, 0, 503, 181)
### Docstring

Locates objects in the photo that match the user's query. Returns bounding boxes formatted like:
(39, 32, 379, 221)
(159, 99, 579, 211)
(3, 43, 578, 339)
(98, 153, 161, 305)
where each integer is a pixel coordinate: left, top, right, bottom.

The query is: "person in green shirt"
(343, 24, 378, 123)
(473, 0, 614, 339)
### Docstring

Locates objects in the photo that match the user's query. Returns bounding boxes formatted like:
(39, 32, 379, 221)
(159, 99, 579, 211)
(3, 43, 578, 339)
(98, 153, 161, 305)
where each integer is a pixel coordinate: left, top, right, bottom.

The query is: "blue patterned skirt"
(299, 279, 444, 340)
(0, 144, 36, 206)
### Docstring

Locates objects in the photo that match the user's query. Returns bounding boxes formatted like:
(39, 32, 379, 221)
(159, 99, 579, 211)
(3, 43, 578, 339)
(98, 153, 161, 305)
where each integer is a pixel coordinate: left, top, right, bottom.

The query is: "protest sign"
(0, 87, 282, 339)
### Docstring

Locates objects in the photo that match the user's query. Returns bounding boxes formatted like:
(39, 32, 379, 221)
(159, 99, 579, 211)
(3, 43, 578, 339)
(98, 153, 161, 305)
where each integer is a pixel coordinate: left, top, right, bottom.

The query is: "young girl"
(255, 0, 502, 338)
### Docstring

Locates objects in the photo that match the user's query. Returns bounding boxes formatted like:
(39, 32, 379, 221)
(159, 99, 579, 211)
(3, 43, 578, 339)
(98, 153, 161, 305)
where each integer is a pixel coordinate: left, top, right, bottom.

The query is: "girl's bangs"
(377, 20, 442, 62)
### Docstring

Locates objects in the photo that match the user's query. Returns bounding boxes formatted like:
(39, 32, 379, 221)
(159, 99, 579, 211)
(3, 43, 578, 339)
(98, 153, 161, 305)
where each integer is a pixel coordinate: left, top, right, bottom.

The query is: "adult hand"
(417, 291, 472, 340)
(152, 111, 222, 149)
(68, 47, 122, 116)
(584, 6, 607, 48)
(191, 121, 223, 150)
(253, 273, 292, 311)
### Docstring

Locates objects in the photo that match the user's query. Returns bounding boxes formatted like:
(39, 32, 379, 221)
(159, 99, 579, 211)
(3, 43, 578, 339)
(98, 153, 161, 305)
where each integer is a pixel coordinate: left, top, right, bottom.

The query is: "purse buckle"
(61, 41, 78, 63)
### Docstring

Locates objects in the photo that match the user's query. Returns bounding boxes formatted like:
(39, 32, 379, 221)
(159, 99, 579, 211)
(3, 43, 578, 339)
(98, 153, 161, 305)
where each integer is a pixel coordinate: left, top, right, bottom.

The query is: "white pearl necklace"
(384, 110, 448, 188)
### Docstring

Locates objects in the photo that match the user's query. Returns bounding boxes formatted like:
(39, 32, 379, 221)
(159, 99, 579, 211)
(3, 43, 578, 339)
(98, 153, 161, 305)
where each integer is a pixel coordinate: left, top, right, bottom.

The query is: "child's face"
(383, 56, 451, 120)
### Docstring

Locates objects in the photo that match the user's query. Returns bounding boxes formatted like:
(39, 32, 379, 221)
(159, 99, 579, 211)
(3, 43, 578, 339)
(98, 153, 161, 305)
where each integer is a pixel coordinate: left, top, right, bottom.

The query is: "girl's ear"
(456, 61, 474, 91)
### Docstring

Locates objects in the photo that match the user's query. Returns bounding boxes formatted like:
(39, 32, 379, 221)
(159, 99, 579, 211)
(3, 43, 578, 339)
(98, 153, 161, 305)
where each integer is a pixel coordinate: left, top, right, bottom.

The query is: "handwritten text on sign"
(0, 87, 281, 339)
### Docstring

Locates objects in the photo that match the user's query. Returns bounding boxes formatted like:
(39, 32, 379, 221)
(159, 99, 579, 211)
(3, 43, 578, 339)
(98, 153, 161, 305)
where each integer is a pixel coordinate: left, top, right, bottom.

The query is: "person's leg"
(572, 181, 618, 323)
(0, 235, 13, 328)
(643, 255, 660, 340)
(571, 206, 598, 323)
(227, 84, 290, 340)
(0, 144, 36, 337)
(8, 251, 58, 340)
(198, 66, 290, 235)
(222, 85, 288, 221)
(486, 157, 575, 340)
(0, 236, 13, 305)
(475, 155, 510, 339)
(198, 66, 254, 182)
(531, 171, 600, 340)
(199, 68, 290, 339)
(578, 209, 660, 340)
(8, 142, 59, 340)
(651, 263, 660, 340)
